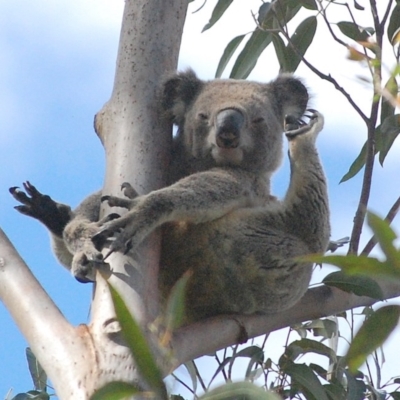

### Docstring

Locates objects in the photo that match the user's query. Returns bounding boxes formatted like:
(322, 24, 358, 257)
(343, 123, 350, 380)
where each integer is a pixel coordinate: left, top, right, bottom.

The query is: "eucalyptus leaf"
(283, 362, 330, 400)
(346, 305, 400, 372)
(199, 381, 280, 399)
(343, 370, 367, 400)
(184, 361, 198, 394)
(164, 270, 191, 331)
(367, 211, 399, 268)
(26, 348, 47, 392)
(202, 0, 234, 32)
(285, 16, 317, 72)
(285, 338, 336, 363)
(337, 21, 371, 41)
(340, 142, 367, 183)
(215, 34, 245, 78)
(380, 77, 398, 125)
(107, 283, 167, 399)
(229, 29, 272, 79)
(305, 253, 400, 280)
(90, 382, 139, 400)
(323, 270, 384, 299)
(378, 114, 400, 165)
(387, 4, 400, 44)
(300, 0, 317, 10)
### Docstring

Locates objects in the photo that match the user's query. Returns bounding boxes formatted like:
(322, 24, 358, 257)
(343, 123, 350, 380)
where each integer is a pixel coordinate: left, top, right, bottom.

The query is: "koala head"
(162, 69, 308, 175)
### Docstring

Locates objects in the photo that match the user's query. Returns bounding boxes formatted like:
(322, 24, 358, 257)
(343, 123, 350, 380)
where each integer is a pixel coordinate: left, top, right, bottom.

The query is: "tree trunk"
(1, 1, 187, 398)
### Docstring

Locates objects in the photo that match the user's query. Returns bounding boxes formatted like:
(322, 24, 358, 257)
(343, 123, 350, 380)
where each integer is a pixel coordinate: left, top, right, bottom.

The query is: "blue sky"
(1, 0, 399, 397)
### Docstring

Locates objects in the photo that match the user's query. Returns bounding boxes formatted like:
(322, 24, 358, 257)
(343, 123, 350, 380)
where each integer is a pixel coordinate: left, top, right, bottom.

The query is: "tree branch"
(0, 228, 93, 397)
(171, 281, 400, 368)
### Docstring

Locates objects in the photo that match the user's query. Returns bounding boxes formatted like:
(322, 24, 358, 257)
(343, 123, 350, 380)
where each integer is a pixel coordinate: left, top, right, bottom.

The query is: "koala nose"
(216, 109, 244, 149)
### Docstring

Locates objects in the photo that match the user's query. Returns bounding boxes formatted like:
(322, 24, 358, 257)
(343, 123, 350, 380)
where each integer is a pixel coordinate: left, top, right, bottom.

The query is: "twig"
(193, 360, 207, 393)
(273, 6, 369, 125)
(380, 0, 394, 31)
(171, 372, 196, 396)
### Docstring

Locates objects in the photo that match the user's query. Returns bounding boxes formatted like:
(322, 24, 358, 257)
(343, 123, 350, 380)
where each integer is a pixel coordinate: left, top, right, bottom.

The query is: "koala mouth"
(216, 131, 240, 149)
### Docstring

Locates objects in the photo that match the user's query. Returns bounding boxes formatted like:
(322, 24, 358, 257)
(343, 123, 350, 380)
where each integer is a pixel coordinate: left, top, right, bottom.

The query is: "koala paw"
(92, 215, 137, 259)
(92, 182, 141, 258)
(285, 110, 324, 141)
(71, 239, 115, 283)
(9, 181, 71, 236)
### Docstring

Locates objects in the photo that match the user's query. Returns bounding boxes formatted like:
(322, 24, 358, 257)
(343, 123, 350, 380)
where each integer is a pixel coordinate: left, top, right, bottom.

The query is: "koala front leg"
(10, 181, 75, 268)
(93, 169, 259, 255)
(283, 111, 330, 253)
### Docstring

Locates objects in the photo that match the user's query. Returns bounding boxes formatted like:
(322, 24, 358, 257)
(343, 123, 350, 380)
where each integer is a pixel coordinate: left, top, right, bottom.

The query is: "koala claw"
(285, 110, 323, 140)
(121, 182, 138, 199)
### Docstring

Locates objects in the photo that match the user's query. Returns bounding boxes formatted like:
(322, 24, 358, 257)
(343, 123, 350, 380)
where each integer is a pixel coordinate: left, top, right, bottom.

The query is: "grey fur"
(11, 70, 330, 320)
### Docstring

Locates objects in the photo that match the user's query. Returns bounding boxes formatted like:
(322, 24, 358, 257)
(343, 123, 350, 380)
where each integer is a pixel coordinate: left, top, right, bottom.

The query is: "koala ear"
(269, 75, 309, 120)
(161, 69, 204, 127)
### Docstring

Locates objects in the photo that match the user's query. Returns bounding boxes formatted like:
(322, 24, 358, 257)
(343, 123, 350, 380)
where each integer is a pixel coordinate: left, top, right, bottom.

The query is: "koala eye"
(252, 117, 265, 124)
(198, 112, 209, 121)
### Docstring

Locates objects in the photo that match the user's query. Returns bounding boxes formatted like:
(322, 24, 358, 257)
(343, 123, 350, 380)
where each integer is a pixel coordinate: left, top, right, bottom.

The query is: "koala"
(10, 70, 330, 322)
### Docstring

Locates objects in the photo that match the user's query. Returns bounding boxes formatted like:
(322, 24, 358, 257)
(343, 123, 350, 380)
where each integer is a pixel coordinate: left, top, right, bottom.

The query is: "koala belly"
(159, 208, 313, 322)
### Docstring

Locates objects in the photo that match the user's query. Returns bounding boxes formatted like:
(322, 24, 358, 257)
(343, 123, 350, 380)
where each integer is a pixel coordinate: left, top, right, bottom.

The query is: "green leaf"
(234, 345, 264, 362)
(231, 346, 264, 379)
(380, 76, 398, 125)
(390, 392, 400, 400)
(367, 211, 400, 268)
(26, 348, 47, 392)
(91, 382, 139, 400)
(340, 142, 367, 183)
(284, 338, 336, 363)
(305, 253, 400, 280)
(202, 0, 234, 32)
(272, 33, 289, 72)
(387, 4, 400, 44)
(343, 370, 367, 400)
(229, 29, 272, 79)
(353, 0, 365, 11)
(285, 16, 317, 72)
(323, 271, 384, 300)
(12, 392, 49, 400)
(164, 270, 191, 331)
(337, 21, 371, 41)
(284, 362, 330, 400)
(215, 34, 246, 78)
(378, 114, 400, 165)
(107, 283, 167, 399)
(346, 305, 400, 372)
(199, 381, 280, 399)
(300, 0, 317, 10)
(301, 318, 338, 339)
(258, 2, 272, 25)
(324, 383, 347, 400)
(183, 361, 198, 394)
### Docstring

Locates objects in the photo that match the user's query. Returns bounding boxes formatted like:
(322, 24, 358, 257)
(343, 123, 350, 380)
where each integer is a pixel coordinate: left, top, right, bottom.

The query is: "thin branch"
(319, 1, 348, 48)
(348, 0, 383, 254)
(380, 0, 394, 31)
(361, 195, 400, 255)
